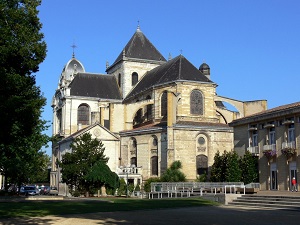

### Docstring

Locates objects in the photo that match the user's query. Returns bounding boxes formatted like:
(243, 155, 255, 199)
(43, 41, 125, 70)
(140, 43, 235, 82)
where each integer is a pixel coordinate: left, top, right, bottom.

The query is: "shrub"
(143, 177, 160, 192)
(117, 178, 126, 196)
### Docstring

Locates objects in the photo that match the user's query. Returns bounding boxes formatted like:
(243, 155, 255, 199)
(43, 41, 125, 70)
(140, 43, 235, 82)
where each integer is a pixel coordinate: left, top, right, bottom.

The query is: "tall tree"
(240, 151, 258, 184)
(210, 151, 223, 182)
(0, 0, 48, 189)
(59, 133, 116, 196)
(225, 151, 242, 182)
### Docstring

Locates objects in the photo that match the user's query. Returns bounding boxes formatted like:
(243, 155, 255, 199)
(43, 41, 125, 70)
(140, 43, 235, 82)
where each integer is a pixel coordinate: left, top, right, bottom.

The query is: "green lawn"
(0, 197, 219, 218)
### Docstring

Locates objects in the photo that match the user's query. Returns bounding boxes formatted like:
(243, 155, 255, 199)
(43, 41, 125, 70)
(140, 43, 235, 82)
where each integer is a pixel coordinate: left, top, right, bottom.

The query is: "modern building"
(50, 26, 267, 191)
(229, 102, 300, 191)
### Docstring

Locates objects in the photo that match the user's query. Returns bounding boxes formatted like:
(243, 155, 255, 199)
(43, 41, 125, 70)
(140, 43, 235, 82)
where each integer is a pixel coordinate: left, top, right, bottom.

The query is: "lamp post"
(126, 170, 129, 198)
(125, 164, 136, 198)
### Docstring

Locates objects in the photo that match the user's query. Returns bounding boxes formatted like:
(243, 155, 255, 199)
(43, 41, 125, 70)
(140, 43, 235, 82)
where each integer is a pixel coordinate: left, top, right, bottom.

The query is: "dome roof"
(199, 62, 210, 70)
(61, 57, 85, 81)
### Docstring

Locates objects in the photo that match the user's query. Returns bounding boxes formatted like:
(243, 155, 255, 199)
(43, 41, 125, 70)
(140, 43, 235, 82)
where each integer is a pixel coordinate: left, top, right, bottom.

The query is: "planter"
(263, 150, 276, 159)
(281, 147, 296, 158)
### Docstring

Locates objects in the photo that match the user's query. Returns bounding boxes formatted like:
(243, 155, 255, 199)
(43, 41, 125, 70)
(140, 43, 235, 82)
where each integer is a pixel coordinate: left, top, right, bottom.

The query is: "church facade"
(50, 27, 267, 190)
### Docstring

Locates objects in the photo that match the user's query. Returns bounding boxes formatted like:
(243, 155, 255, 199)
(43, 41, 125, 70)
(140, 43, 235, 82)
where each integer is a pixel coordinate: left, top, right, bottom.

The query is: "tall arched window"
(190, 90, 203, 115)
(145, 95, 153, 121)
(161, 91, 167, 117)
(132, 72, 138, 86)
(151, 156, 158, 176)
(77, 104, 89, 125)
(118, 73, 121, 87)
(129, 138, 137, 166)
(150, 136, 158, 176)
(196, 155, 208, 176)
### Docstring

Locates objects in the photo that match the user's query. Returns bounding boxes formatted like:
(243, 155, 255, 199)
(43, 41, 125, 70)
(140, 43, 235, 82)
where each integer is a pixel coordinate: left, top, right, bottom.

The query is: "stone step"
(244, 194, 300, 199)
(231, 199, 300, 205)
(228, 194, 300, 210)
(237, 196, 300, 203)
(229, 201, 300, 210)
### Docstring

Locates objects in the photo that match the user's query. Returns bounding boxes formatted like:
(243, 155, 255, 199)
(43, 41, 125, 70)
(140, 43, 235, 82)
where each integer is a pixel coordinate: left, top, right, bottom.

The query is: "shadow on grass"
(0, 197, 218, 219)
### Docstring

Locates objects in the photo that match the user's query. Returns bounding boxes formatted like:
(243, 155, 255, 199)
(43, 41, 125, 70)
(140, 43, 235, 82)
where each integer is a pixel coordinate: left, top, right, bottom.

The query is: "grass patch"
(0, 197, 219, 218)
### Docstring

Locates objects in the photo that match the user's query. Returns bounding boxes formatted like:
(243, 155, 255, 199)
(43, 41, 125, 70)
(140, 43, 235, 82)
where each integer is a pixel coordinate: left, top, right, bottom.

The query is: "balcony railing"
(263, 144, 276, 151)
(247, 146, 259, 155)
(282, 141, 296, 150)
(118, 166, 142, 175)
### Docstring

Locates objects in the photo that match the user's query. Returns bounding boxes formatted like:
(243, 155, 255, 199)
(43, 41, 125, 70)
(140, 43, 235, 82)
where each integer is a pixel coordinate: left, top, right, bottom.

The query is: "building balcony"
(247, 146, 259, 155)
(281, 141, 296, 150)
(263, 144, 276, 152)
(118, 166, 142, 176)
(281, 141, 296, 158)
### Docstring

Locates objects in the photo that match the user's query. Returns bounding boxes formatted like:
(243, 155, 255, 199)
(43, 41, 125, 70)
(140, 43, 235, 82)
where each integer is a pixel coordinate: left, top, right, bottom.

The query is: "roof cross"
(71, 42, 77, 58)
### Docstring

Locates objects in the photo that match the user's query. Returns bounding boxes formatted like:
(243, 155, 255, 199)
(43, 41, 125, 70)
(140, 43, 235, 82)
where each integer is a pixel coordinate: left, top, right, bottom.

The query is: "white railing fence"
(149, 182, 246, 199)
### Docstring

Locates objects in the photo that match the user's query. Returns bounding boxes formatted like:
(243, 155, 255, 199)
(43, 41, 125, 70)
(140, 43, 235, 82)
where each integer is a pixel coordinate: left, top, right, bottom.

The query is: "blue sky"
(36, 0, 300, 155)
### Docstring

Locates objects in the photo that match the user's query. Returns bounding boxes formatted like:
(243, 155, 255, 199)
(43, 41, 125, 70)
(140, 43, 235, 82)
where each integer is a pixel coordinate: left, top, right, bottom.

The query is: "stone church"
(50, 26, 266, 189)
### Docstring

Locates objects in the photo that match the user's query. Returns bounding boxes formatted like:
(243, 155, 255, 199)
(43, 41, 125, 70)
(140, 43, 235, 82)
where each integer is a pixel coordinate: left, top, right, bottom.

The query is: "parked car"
(19, 186, 40, 196)
(49, 186, 58, 195)
(40, 186, 50, 195)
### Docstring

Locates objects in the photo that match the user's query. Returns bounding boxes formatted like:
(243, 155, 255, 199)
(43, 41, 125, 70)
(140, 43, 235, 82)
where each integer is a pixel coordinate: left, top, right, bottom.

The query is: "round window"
(198, 137, 205, 145)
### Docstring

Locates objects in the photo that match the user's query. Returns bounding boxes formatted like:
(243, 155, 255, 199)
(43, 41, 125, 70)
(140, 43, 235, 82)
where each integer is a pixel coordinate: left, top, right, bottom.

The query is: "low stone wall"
(201, 194, 242, 205)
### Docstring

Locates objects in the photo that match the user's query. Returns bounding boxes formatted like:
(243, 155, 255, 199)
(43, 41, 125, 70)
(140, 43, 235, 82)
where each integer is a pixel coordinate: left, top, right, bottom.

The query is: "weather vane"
(137, 20, 140, 30)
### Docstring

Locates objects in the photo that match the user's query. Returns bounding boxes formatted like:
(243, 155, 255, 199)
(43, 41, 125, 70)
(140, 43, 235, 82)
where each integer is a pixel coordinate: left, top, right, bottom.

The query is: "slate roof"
(229, 101, 300, 126)
(70, 73, 122, 100)
(175, 121, 232, 130)
(111, 28, 166, 66)
(119, 122, 166, 135)
(124, 55, 213, 102)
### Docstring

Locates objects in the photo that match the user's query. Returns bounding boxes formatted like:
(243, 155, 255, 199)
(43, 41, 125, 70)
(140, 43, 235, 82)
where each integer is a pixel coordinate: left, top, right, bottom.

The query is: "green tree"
(85, 161, 119, 194)
(117, 178, 127, 196)
(0, 0, 48, 189)
(143, 177, 160, 192)
(161, 161, 186, 182)
(29, 151, 50, 184)
(240, 151, 258, 184)
(210, 150, 242, 182)
(210, 151, 223, 182)
(59, 133, 113, 196)
(225, 151, 242, 182)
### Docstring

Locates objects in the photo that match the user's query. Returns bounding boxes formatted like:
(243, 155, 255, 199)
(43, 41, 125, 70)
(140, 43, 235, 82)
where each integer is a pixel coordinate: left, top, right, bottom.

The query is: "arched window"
(161, 91, 167, 117)
(132, 72, 138, 86)
(145, 95, 152, 121)
(150, 136, 158, 176)
(118, 73, 121, 87)
(129, 138, 137, 166)
(133, 108, 143, 126)
(77, 104, 89, 125)
(131, 157, 137, 167)
(196, 155, 208, 176)
(190, 90, 203, 115)
(151, 156, 158, 176)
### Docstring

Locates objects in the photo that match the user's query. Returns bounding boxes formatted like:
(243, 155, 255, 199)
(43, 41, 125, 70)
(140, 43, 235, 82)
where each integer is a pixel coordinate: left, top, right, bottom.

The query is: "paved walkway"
(1, 191, 300, 225)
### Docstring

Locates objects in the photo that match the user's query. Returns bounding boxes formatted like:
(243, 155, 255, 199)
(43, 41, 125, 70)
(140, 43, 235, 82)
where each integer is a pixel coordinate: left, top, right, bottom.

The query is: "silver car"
(20, 186, 40, 196)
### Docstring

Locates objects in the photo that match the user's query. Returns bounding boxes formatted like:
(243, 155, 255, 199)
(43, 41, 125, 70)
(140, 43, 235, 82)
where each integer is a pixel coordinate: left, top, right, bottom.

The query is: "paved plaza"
(1, 204, 300, 225)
